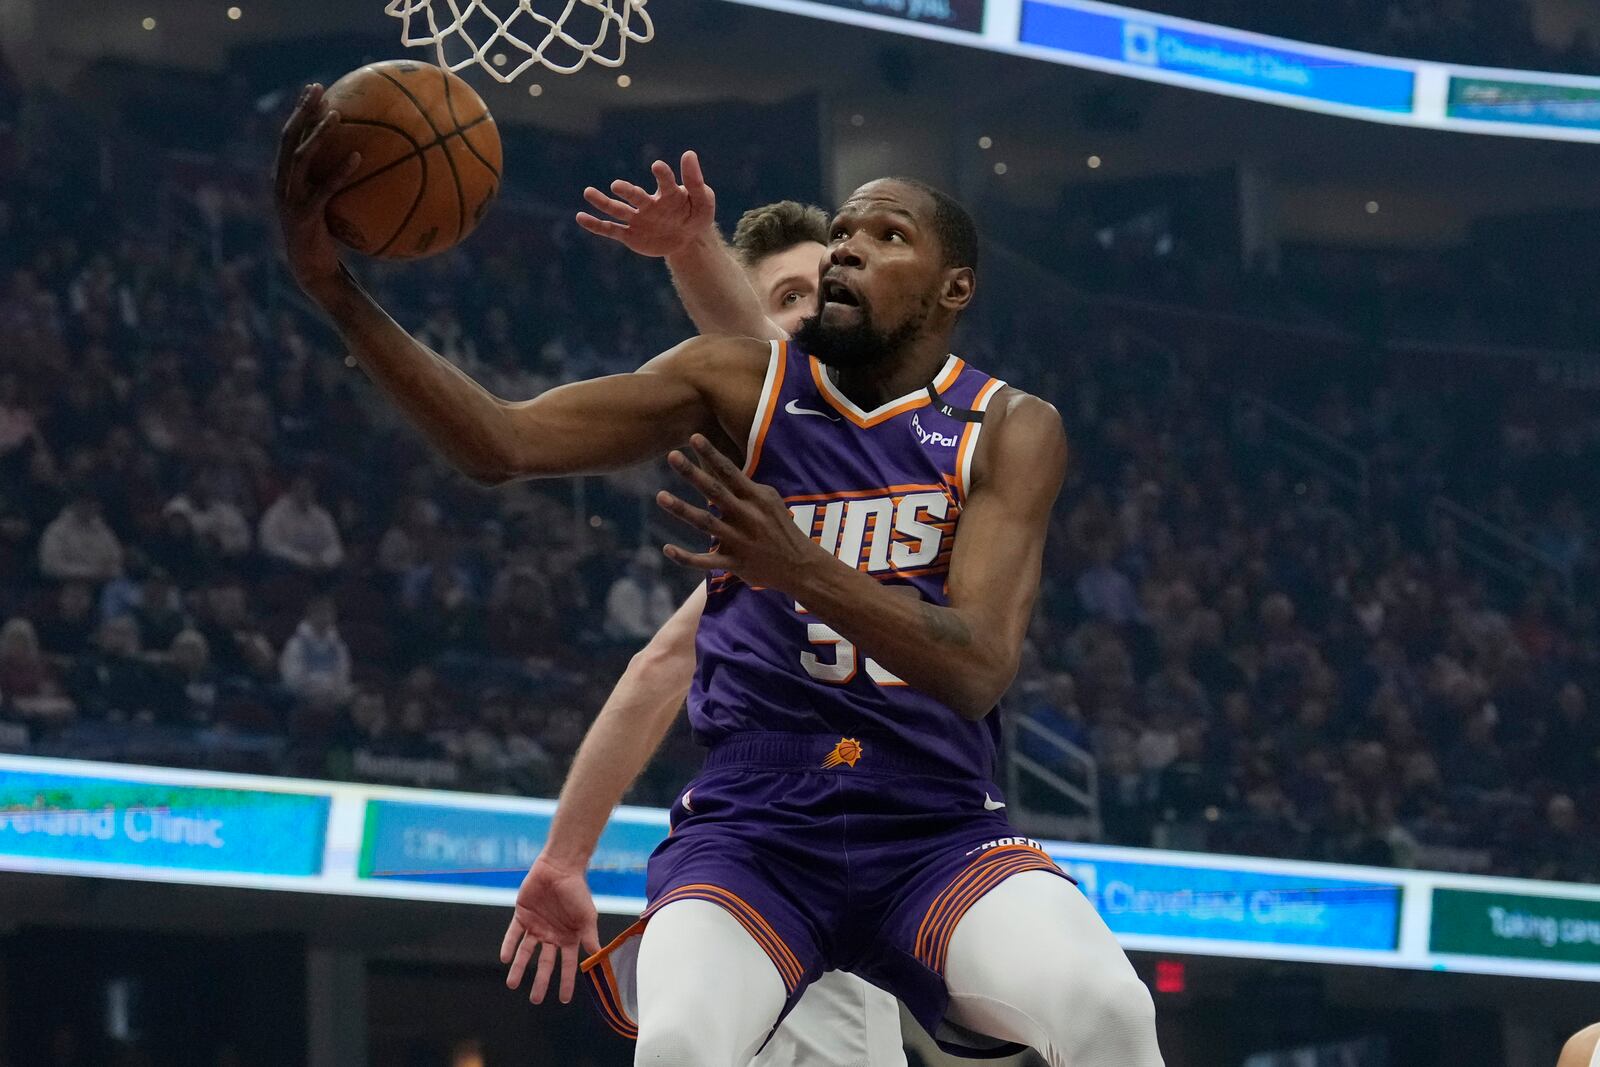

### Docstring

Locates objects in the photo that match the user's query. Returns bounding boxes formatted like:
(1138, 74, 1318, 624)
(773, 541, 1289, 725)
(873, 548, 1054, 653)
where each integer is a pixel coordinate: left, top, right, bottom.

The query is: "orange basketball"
(310, 60, 502, 260)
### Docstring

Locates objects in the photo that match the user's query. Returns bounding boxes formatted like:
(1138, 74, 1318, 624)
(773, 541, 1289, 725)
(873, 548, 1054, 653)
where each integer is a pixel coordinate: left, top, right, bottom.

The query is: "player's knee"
(1055, 970, 1158, 1061)
(1102, 970, 1157, 1031)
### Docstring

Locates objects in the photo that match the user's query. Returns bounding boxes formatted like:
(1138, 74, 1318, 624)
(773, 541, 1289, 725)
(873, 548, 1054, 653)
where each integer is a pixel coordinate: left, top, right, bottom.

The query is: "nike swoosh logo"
(983, 793, 1006, 811)
(786, 399, 839, 421)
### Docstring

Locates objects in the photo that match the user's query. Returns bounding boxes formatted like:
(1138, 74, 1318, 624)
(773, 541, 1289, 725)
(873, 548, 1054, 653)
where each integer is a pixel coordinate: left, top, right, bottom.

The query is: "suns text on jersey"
(785, 485, 958, 580)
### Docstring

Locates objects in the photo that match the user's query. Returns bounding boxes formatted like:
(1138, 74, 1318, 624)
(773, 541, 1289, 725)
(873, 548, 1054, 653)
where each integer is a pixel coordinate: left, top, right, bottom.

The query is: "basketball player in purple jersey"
(506, 157, 907, 1066)
(277, 86, 1162, 1067)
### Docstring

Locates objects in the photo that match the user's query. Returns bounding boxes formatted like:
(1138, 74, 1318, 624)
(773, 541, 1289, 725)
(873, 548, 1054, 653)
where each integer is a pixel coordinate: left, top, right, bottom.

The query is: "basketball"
(310, 60, 501, 260)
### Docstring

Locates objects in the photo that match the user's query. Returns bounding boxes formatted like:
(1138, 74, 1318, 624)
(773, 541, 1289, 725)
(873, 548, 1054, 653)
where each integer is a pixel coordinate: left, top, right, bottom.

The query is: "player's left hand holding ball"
(273, 84, 361, 293)
(658, 435, 827, 589)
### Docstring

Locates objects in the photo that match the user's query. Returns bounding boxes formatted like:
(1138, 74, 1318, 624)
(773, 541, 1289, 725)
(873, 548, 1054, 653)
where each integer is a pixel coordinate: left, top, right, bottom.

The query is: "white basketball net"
(385, 0, 654, 80)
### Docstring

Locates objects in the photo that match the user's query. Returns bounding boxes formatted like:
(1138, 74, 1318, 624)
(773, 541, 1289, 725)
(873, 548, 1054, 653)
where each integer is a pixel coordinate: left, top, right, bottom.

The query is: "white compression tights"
(633, 872, 1163, 1067)
(944, 870, 1164, 1067)
(634, 899, 787, 1067)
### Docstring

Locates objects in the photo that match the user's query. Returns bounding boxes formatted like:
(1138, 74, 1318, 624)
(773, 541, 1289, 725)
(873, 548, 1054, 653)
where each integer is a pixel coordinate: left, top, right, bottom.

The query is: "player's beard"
(794, 297, 928, 371)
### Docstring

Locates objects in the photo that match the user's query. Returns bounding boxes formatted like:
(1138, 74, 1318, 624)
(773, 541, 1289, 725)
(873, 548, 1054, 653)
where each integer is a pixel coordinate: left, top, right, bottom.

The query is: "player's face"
(750, 242, 825, 335)
(798, 181, 945, 369)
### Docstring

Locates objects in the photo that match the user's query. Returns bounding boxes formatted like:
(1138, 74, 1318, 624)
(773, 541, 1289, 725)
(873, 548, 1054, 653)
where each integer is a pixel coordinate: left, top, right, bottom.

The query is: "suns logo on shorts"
(821, 737, 864, 769)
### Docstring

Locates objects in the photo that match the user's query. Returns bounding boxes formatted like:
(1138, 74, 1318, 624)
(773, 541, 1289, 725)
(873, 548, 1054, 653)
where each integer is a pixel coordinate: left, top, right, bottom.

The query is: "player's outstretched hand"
(274, 83, 361, 293)
(658, 434, 828, 590)
(577, 150, 717, 258)
(500, 853, 601, 1006)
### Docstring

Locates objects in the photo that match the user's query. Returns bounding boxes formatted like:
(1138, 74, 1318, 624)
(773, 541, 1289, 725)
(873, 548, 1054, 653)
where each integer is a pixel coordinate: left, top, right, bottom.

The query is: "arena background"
(1, 0, 1600, 1063)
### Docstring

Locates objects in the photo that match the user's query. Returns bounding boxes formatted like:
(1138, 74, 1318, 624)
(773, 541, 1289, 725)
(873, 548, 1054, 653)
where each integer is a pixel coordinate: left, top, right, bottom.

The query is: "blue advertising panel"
(359, 799, 666, 898)
(0, 771, 329, 877)
(1017, 1, 1415, 113)
(1447, 76, 1600, 130)
(1052, 851, 1403, 950)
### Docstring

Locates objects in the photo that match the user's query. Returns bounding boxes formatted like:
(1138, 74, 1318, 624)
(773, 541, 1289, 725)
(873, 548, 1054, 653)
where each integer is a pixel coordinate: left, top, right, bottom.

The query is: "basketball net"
(385, 0, 653, 80)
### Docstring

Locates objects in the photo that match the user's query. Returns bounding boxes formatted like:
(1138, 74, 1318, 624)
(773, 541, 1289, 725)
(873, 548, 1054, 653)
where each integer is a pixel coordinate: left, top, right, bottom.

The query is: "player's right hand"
(577, 150, 717, 258)
(273, 84, 361, 293)
(499, 853, 602, 1005)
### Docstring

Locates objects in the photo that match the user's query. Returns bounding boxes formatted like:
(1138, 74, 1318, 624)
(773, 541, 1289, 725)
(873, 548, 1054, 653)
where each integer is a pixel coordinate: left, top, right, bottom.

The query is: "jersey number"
(798, 606, 905, 686)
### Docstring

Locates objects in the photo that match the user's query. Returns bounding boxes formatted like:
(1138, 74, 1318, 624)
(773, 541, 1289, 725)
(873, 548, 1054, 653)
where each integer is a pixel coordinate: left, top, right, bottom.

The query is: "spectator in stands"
(1099, 747, 1155, 846)
(348, 687, 391, 746)
(1151, 724, 1219, 839)
(1540, 682, 1599, 789)
(402, 554, 484, 660)
(164, 474, 252, 560)
(31, 581, 97, 656)
(144, 508, 204, 587)
(67, 616, 165, 721)
(1021, 672, 1092, 753)
(37, 490, 123, 583)
(97, 555, 149, 624)
(1444, 711, 1510, 793)
(486, 565, 561, 662)
(376, 497, 442, 579)
(1143, 637, 1212, 723)
(538, 704, 589, 772)
(165, 629, 220, 724)
(192, 580, 276, 685)
(1187, 608, 1247, 698)
(1076, 534, 1142, 626)
(258, 474, 343, 573)
(415, 297, 480, 371)
(393, 697, 449, 761)
(279, 595, 353, 708)
(0, 372, 38, 476)
(604, 547, 676, 642)
(0, 617, 75, 722)
(126, 569, 189, 650)
(1525, 794, 1598, 883)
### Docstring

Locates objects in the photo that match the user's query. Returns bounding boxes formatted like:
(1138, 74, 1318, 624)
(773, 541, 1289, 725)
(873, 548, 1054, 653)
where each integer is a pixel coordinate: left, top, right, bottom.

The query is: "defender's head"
(795, 177, 977, 371)
(731, 201, 830, 336)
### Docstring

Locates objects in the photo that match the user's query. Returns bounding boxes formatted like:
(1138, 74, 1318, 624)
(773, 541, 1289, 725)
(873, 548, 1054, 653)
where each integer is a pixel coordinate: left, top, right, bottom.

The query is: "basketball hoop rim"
(384, 0, 655, 82)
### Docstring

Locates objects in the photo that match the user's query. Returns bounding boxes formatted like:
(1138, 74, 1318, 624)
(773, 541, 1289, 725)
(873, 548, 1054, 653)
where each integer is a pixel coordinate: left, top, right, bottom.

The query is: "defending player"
(277, 85, 1161, 1066)
(508, 162, 906, 1066)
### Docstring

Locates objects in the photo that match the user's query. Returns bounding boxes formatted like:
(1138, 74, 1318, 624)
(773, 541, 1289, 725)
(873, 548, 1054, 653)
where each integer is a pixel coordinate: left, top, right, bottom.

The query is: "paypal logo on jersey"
(911, 413, 958, 449)
(787, 488, 953, 577)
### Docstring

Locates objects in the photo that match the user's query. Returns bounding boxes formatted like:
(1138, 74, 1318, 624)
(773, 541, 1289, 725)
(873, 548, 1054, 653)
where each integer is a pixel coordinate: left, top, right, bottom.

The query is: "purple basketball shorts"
(583, 732, 1071, 1058)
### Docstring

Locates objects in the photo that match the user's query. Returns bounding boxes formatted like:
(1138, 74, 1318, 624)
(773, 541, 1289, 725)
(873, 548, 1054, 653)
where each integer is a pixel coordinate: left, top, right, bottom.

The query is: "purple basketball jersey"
(689, 340, 1008, 779)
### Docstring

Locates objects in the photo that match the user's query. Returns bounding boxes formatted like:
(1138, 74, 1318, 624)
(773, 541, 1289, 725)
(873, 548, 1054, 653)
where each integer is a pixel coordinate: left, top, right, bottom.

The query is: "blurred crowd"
(1010, 322, 1600, 882)
(1, 80, 1597, 886)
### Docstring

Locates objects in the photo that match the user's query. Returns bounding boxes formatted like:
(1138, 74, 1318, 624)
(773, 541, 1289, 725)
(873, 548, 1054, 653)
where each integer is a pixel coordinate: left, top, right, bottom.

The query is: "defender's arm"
(668, 230, 786, 341)
(500, 586, 705, 1004)
(542, 584, 703, 871)
(577, 152, 784, 341)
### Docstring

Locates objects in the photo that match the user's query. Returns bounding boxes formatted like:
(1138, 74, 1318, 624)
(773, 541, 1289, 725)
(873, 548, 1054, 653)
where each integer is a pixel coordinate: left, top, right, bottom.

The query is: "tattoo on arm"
(919, 602, 974, 647)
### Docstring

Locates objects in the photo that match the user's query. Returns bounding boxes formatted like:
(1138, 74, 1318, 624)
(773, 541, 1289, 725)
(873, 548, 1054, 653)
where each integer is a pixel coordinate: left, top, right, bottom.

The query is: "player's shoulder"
(966, 383, 1067, 498)
(985, 385, 1066, 453)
